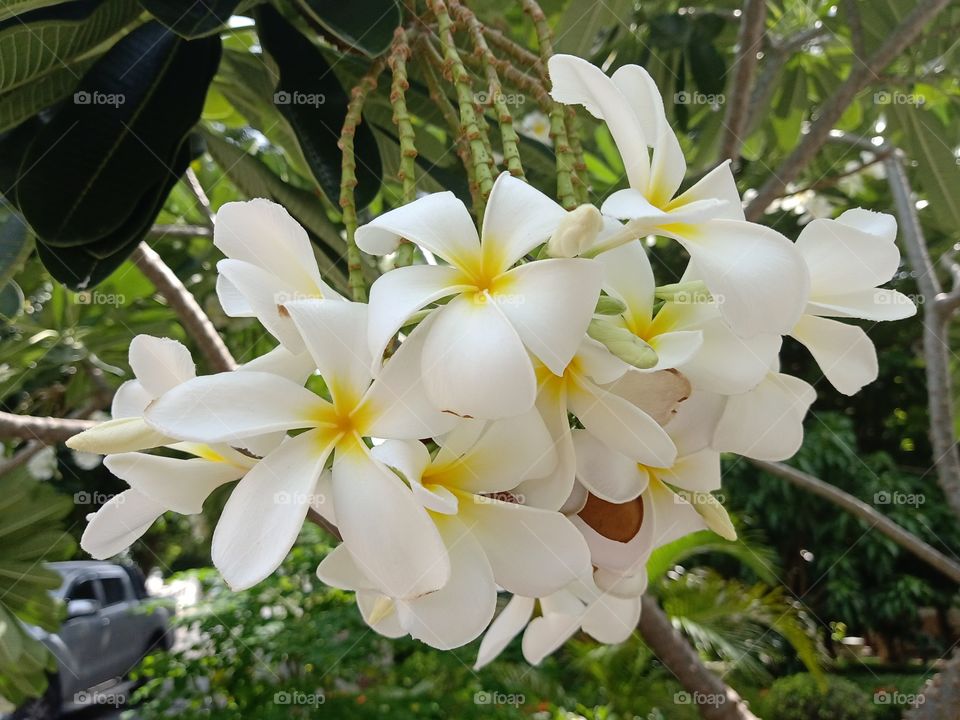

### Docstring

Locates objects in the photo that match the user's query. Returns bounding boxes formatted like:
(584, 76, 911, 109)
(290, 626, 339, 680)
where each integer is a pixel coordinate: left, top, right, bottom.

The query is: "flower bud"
(546, 204, 603, 258)
(587, 319, 658, 369)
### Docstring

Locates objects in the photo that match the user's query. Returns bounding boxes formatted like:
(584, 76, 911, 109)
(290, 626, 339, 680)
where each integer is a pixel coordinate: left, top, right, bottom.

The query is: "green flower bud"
(587, 319, 658, 369)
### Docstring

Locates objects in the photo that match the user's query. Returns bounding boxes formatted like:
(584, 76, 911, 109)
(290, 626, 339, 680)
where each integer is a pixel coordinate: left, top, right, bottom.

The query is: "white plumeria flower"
(474, 573, 642, 669)
(594, 239, 785, 396)
(520, 338, 679, 511)
(315, 411, 591, 650)
(214, 199, 343, 351)
(519, 110, 552, 145)
(548, 54, 809, 337)
(73, 336, 314, 560)
(789, 209, 916, 395)
(144, 300, 459, 593)
(354, 172, 603, 419)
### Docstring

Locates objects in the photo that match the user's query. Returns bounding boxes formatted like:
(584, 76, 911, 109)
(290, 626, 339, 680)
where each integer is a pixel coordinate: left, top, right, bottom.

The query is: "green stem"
(339, 59, 385, 302)
(388, 26, 418, 268)
(428, 0, 495, 212)
(452, 0, 525, 178)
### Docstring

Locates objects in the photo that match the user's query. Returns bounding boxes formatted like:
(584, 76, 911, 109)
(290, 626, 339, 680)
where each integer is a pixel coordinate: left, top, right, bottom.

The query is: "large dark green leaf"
(296, 0, 400, 58)
(138, 0, 241, 39)
(256, 4, 381, 208)
(13, 21, 220, 257)
(0, 205, 32, 286)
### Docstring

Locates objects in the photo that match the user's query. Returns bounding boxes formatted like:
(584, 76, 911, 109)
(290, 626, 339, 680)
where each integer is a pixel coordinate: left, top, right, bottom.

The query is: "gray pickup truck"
(7, 561, 173, 719)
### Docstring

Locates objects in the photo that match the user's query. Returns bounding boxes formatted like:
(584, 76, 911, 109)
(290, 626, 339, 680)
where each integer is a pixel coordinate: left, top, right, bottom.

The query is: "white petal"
(217, 259, 308, 350)
(669, 219, 809, 337)
(81, 489, 164, 559)
(215, 272, 253, 317)
(360, 312, 460, 440)
(214, 199, 333, 298)
(104, 453, 244, 515)
(284, 299, 373, 404)
(316, 543, 375, 591)
(797, 211, 900, 294)
(421, 295, 536, 419)
(66, 417, 170, 455)
(569, 381, 677, 467)
(713, 373, 816, 460)
(593, 567, 648, 598)
(357, 591, 406, 638)
(648, 330, 703, 372)
(240, 344, 318, 385)
(212, 428, 336, 590)
(791, 314, 877, 395)
(603, 369, 692, 426)
(354, 192, 481, 270)
(601, 189, 723, 226)
(495, 258, 602, 375)
(128, 335, 195, 398)
(664, 389, 726, 456)
(646, 479, 707, 548)
(474, 595, 535, 669)
(573, 430, 649, 503)
(366, 264, 471, 366)
(111, 380, 152, 419)
(480, 173, 569, 271)
(432, 408, 556, 495)
(580, 593, 641, 644)
(145, 371, 325, 443)
(597, 240, 655, 323)
(522, 604, 582, 665)
(371, 439, 458, 514)
(673, 160, 744, 220)
(611, 64, 685, 203)
(548, 54, 650, 189)
(462, 498, 591, 596)
(332, 445, 450, 599)
(576, 338, 631, 385)
(515, 384, 576, 511)
(806, 288, 916, 321)
(397, 516, 497, 650)
(659, 449, 721, 493)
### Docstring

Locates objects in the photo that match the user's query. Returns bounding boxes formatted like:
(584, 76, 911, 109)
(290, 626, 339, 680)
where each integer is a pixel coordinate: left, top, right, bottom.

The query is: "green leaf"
(0, 0, 77, 23)
(11, 21, 220, 285)
(0, 280, 23, 320)
(0, 0, 143, 94)
(295, 0, 400, 58)
(0, 60, 97, 132)
(0, 208, 32, 286)
(202, 128, 349, 292)
(255, 5, 382, 208)
(889, 104, 960, 231)
(554, 0, 633, 57)
(138, 0, 240, 38)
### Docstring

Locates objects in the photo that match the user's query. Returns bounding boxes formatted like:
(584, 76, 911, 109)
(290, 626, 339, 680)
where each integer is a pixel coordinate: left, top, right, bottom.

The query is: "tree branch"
(752, 460, 960, 583)
(638, 596, 759, 720)
(744, 0, 953, 220)
(720, 0, 767, 163)
(131, 242, 236, 374)
(0, 411, 94, 443)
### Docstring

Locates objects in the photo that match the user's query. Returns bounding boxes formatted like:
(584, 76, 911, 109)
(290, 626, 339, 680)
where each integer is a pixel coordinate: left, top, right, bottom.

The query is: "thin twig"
(720, 0, 767, 163)
(131, 243, 236, 373)
(745, 0, 952, 219)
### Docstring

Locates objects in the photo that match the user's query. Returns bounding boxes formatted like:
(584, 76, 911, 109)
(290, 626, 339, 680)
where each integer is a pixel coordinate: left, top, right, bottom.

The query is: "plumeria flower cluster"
(67, 55, 915, 664)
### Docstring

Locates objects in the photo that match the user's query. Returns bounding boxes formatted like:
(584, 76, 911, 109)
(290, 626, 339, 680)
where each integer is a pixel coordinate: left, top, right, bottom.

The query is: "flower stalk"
(387, 26, 418, 268)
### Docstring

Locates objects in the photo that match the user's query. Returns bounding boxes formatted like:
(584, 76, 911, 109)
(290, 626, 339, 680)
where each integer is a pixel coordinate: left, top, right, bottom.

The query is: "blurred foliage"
(760, 673, 875, 720)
